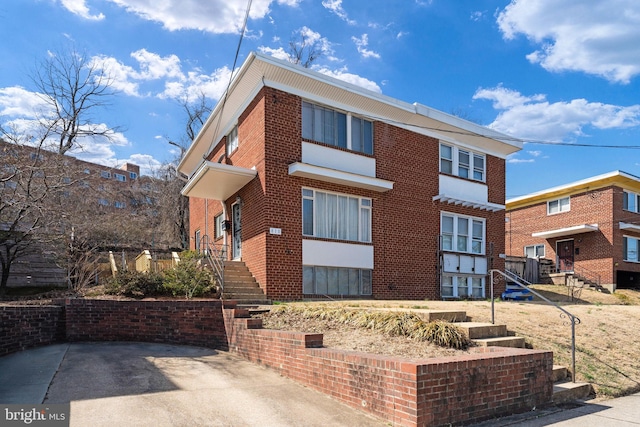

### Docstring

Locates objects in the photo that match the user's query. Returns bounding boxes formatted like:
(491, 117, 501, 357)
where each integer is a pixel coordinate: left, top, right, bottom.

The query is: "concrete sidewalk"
(0, 343, 385, 426)
(472, 393, 640, 426)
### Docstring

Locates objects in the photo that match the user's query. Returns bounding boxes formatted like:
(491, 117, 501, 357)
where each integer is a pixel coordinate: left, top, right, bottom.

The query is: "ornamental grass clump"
(266, 305, 470, 350)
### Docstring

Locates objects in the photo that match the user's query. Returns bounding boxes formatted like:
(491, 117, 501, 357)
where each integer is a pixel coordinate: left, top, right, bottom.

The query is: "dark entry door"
(556, 239, 574, 272)
(232, 202, 241, 260)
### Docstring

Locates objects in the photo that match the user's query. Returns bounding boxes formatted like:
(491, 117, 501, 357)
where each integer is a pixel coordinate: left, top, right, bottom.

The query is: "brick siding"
(507, 185, 640, 287)
(188, 86, 508, 301)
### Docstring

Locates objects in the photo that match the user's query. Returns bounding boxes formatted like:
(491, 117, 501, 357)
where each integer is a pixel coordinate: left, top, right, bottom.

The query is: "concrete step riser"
(458, 323, 508, 339)
(552, 382, 592, 404)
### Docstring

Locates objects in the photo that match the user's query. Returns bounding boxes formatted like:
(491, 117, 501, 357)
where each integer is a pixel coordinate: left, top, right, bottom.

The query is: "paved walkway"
(1, 343, 639, 426)
(0, 343, 385, 426)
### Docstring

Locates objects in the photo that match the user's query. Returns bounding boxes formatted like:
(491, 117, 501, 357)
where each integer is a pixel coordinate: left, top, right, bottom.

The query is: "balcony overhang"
(432, 194, 505, 212)
(181, 161, 257, 200)
(532, 224, 599, 239)
(620, 222, 640, 233)
(288, 162, 394, 192)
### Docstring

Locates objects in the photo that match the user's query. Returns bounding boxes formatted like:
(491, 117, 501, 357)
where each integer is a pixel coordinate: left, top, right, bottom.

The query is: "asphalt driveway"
(0, 343, 385, 426)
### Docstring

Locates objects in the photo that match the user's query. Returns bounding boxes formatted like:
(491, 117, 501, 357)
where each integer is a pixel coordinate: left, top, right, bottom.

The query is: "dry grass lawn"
(261, 285, 640, 400)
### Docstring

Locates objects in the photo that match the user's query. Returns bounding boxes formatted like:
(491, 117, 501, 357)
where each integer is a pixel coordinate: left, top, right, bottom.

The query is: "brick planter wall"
(62, 299, 228, 350)
(223, 307, 553, 426)
(0, 305, 66, 356)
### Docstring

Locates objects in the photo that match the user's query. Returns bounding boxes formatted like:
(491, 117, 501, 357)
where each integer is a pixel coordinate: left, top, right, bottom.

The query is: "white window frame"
(98, 198, 109, 206)
(525, 244, 545, 258)
(101, 171, 111, 179)
(624, 235, 640, 262)
(303, 265, 372, 296)
(547, 197, 570, 215)
(114, 173, 126, 182)
(214, 214, 224, 239)
(129, 172, 138, 180)
(441, 275, 485, 299)
(302, 188, 372, 243)
(439, 143, 486, 183)
(441, 212, 485, 255)
(302, 101, 373, 155)
(226, 125, 238, 156)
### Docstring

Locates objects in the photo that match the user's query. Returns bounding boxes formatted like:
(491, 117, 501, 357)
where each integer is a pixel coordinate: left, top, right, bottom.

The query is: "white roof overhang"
(432, 194, 505, 212)
(620, 222, 640, 233)
(178, 52, 522, 178)
(181, 161, 257, 200)
(288, 162, 394, 192)
(532, 224, 599, 239)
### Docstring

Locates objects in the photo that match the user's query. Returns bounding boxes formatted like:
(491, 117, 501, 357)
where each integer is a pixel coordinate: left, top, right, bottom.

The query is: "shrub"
(105, 270, 164, 298)
(162, 251, 217, 298)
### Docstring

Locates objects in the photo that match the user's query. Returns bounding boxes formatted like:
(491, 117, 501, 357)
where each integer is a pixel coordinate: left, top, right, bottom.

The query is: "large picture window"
(441, 276, 484, 298)
(302, 188, 371, 243)
(439, 143, 485, 182)
(303, 266, 372, 296)
(441, 213, 485, 254)
(302, 101, 373, 155)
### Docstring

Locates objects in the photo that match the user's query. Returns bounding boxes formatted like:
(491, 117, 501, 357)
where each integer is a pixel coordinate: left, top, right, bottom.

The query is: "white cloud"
(60, 0, 105, 20)
(527, 150, 542, 157)
(497, 0, 640, 83)
(470, 11, 484, 22)
(473, 85, 640, 142)
(0, 87, 49, 117)
(315, 67, 381, 93)
(258, 46, 290, 62)
(91, 50, 232, 102)
(507, 157, 535, 164)
(321, 0, 356, 25)
(106, 0, 299, 34)
(259, 27, 337, 63)
(351, 34, 381, 59)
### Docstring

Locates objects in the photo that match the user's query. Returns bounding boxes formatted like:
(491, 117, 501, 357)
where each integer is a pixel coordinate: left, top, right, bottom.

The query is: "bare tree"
(0, 140, 69, 295)
(31, 48, 119, 155)
(288, 32, 322, 68)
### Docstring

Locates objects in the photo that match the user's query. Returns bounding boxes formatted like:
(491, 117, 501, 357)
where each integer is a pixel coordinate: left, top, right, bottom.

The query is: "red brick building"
(506, 171, 640, 292)
(178, 52, 521, 300)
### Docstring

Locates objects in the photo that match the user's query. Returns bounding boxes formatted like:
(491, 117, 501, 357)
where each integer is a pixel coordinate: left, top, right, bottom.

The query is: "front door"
(232, 202, 242, 260)
(556, 239, 574, 272)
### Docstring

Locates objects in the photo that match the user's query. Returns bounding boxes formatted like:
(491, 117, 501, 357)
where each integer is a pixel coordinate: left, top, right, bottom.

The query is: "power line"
(205, 0, 253, 159)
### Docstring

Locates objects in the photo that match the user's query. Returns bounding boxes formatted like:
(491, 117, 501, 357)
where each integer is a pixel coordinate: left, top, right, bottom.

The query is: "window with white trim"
(303, 266, 372, 296)
(547, 197, 570, 215)
(624, 236, 640, 262)
(114, 173, 126, 182)
(302, 101, 373, 155)
(129, 171, 138, 180)
(214, 214, 224, 239)
(101, 171, 111, 179)
(439, 143, 485, 182)
(525, 244, 545, 258)
(226, 125, 238, 156)
(441, 213, 485, 254)
(302, 188, 371, 243)
(623, 191, 640, 213)
(442, 276, 484, 298)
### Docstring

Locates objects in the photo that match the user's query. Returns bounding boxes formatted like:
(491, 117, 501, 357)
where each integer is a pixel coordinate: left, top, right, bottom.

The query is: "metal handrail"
(490, 269, 581, 383)
(199, 235, 227, 297)
(572, 264, 601, 287)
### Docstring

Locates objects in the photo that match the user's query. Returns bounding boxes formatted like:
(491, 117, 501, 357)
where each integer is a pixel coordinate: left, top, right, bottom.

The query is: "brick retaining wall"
(224, 306, 553, 426)
(62, 299, 228, 350)
(0, 305, 66, 356)
(2, 300, 554, 426)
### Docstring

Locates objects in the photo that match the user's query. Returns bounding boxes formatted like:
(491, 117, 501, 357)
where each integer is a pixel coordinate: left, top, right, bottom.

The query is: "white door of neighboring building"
(232, 202, 242, 260)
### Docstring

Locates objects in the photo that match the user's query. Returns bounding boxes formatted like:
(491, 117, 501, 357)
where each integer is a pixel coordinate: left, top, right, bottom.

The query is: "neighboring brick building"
(506, 170, 640, 291)
(178, 52, 521, 301)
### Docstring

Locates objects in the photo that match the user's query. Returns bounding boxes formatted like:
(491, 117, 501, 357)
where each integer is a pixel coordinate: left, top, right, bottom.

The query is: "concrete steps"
(551, 365, 592, 404)
(221, 260, 270, 304)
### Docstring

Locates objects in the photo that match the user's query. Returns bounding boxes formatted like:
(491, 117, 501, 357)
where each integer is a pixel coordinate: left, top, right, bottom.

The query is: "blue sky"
(1, 0, 639, 198)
